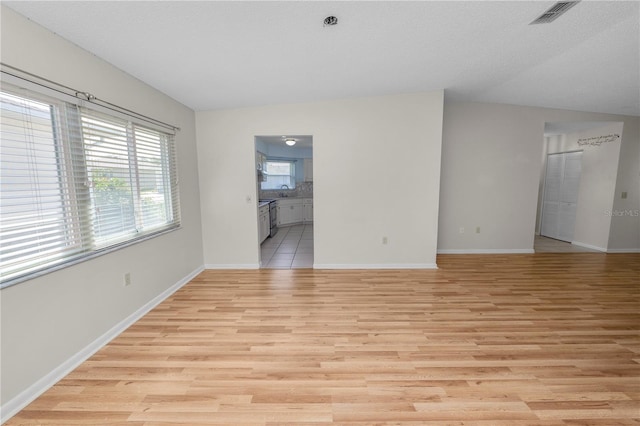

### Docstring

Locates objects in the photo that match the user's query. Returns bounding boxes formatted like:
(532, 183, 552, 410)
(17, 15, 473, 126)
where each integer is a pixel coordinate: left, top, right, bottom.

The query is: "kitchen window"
(261, 160, 296, 190)
(0, 84, 180, 288)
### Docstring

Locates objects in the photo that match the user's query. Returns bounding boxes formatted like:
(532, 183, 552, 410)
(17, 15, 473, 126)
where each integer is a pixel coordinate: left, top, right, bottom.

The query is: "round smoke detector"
(323, 16, 338, 26)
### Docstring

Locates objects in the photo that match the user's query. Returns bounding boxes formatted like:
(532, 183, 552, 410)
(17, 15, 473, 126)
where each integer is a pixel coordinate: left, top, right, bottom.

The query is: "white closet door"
(557, 152, 582, 241)
(541, 154, 562, 239)
(561, 152, 582, 203)
(541, 151, 583, 242)
(558, 202, 578, 242)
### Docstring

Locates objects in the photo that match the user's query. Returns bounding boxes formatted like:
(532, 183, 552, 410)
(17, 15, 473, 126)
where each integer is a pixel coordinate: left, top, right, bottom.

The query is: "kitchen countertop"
(259, 197, 313, 208)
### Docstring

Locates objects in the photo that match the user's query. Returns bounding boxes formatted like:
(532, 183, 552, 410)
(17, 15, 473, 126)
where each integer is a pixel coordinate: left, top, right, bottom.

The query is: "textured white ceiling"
(4, 1, 639, 116)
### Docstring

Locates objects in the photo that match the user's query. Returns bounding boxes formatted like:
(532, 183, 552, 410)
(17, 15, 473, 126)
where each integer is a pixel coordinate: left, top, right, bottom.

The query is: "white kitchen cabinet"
(277, 199, 303, 226)
(276, 202, 287, 226)
(256, 151, 266, 171)
(256, 151, 267, 182)
(259, 204, 270, 243)
(303, 158, 313, 182)
(303, 198, 313, 223)
(260, 213, 269, 242)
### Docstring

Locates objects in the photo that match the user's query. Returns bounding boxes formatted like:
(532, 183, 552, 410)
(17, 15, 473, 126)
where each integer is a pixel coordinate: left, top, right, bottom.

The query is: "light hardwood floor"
(7, 254, 640, 425)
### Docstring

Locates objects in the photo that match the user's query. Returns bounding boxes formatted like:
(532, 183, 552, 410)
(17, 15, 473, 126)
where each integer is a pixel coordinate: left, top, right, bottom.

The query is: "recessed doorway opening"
(534, 121, 624, 253)
(255, 135, 313, 268)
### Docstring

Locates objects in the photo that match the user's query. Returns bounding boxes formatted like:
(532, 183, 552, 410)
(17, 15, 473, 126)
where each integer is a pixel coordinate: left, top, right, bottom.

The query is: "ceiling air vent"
(530, 1, 580, 24)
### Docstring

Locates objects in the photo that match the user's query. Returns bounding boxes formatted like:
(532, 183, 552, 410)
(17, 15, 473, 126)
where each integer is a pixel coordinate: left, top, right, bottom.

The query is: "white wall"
(0, 6, 204, 413)
(439, 100, 639, 252)
(609, 118, 640, 251)
(196, 91, 444, 268)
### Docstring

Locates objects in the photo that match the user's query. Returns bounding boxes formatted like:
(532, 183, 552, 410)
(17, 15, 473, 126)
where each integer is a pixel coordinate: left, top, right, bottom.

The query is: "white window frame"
(0, 82, 181, 288)
(261, 159, 296, 190)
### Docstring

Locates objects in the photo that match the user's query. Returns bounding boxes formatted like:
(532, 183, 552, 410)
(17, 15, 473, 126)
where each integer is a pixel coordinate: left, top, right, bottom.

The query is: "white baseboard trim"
(606, 248, 640, 253)
(313, 263, 438, 269)
(204, 263, 259, 269)
(571, 241, 607, 252)
(437, 249, 535, 254)
(0, 265, 205, 425)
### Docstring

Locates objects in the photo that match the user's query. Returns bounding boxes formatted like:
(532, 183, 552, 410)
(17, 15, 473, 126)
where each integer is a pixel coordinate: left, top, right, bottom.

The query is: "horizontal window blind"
(133, 124, 179, 232)
(0, 83, 180, 287)
(81, 109, 138, 245)
(0, 90, 84, 282)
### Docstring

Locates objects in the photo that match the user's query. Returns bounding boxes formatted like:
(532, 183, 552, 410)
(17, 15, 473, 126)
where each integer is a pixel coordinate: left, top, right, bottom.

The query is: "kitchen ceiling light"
(285, 139, 296, 146)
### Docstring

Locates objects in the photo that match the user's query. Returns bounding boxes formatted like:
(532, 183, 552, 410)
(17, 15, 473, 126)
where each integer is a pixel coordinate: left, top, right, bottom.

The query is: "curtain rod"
(0, 63, 180, 132)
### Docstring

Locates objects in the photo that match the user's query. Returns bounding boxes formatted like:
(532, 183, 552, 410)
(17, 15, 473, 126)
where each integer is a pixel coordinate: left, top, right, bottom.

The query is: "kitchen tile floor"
(261, 224, 313, 269)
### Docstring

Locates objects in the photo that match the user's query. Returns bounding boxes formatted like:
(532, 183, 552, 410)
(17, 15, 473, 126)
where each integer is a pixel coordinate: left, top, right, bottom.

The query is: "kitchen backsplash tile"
(260, 181, 313, 199)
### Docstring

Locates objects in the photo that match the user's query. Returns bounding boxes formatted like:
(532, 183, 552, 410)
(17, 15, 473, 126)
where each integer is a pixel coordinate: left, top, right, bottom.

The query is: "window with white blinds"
(261, 160, 296, 190)
(0, 84, 180, 287)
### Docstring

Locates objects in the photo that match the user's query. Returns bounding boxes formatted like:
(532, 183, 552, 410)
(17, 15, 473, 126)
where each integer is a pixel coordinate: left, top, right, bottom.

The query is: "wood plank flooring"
(7, 253, 640, 425)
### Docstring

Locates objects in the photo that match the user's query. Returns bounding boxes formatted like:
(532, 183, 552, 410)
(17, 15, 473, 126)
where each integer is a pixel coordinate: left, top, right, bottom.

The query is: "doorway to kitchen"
(255, 135, 313, 268)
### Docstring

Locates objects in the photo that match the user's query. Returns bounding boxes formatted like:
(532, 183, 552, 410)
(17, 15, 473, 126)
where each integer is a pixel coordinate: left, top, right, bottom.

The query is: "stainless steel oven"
(260, 199, 278, 237)
(268, 200, 278, 237)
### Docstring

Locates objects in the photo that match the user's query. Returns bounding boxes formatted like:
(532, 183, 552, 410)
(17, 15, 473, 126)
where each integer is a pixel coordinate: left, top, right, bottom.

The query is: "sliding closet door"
(541, 154, 562, 239)
(541, 151, 583, 242)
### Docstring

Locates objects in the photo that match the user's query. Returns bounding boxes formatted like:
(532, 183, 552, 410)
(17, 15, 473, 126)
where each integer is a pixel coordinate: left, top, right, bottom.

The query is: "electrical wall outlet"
(382, 236, 388, 245)
(124, 272, 131, 287)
